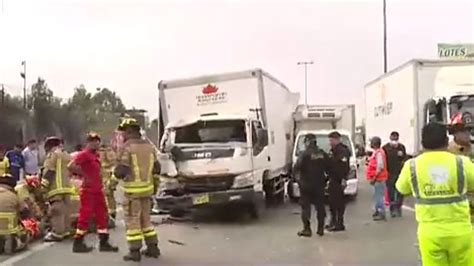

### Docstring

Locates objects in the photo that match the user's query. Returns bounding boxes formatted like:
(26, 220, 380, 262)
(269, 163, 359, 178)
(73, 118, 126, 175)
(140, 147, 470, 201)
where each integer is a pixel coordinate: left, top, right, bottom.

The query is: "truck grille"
(181, 175, 235, 193)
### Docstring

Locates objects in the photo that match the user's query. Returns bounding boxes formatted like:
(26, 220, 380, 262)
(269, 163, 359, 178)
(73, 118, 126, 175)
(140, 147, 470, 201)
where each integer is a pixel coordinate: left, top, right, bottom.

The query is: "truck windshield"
(449, 95, 474, 122)
(174, 120, 247, 144)
(295, 134, 353, 157)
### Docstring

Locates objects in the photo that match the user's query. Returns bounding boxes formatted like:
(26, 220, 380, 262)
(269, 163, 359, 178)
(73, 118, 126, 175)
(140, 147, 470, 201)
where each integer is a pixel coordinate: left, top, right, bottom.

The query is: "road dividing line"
(1, 242, 55, 266)
(402, 205, 415, 212)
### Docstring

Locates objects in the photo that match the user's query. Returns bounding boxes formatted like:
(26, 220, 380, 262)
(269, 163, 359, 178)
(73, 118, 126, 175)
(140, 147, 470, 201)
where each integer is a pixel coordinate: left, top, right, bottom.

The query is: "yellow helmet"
(118, 117, 140, 131)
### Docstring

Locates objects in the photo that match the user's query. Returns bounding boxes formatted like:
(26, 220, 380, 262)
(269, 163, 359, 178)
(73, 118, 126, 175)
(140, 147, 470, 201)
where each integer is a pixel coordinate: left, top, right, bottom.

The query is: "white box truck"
(364, 59, 474, 156)
(287, 105, 359, 201)
(155, 69, 299, 217)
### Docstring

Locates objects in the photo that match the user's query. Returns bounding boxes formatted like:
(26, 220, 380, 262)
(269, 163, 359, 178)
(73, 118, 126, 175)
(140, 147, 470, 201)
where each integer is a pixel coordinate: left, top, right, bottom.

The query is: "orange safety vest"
(365, 148, 388, 182)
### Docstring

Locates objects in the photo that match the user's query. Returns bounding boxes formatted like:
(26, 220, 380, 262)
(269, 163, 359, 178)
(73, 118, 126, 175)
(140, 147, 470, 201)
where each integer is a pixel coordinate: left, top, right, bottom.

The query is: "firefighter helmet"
(118, 117, 140, 131)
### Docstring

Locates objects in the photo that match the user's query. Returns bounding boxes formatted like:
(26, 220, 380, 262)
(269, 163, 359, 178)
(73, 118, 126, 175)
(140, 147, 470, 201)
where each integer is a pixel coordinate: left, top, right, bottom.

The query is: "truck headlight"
(232, 172, 254, 188)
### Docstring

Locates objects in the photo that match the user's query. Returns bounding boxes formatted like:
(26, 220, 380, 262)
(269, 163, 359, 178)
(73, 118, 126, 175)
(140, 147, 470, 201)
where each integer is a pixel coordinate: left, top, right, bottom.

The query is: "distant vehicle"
(364, 59, 474, 156)
(156, 69, 299, 218)
(287, 105, 359, 202)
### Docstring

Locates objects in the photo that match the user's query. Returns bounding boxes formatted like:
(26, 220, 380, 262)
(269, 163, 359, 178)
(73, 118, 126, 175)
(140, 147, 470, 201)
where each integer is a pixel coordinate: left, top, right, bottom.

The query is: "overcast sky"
(1, 0, 473, 122)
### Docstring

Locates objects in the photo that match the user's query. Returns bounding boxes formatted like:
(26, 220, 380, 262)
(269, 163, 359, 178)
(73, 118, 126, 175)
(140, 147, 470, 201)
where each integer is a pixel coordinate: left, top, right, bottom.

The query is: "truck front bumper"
(156, 188, 256, 211)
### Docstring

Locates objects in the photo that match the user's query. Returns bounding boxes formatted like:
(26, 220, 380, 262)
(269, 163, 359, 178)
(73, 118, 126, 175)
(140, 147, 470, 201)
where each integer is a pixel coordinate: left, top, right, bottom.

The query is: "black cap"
(390, 131, 399, 138)
(370, 136, 382, 147)
(328, 131, 341, 139)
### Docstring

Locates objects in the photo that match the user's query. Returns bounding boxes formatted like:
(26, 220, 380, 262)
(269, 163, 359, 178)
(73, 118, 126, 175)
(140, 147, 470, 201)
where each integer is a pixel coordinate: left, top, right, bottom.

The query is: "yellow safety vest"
(0, 158, 10, 176)
(0, 212, 20, 235)
(408, 153, 472, 236)
(122, 153, 155, 197)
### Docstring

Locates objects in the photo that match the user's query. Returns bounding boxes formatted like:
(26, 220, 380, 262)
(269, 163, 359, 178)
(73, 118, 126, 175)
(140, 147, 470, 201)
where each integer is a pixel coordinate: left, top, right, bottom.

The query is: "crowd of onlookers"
(1, 140, 40, 182)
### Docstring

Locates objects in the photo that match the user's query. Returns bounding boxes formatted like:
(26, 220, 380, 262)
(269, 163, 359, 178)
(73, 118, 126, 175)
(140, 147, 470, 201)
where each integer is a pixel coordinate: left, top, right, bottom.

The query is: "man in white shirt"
(22, 139, 39, 175)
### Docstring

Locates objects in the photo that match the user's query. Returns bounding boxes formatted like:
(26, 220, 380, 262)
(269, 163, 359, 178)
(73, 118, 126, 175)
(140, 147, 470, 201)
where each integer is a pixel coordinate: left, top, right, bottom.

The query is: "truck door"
(250, 120, 270, 180)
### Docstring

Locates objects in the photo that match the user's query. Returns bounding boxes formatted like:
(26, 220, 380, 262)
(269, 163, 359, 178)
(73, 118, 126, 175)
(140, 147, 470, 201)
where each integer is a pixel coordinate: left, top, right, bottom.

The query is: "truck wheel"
(170, 209, 186, 218)
(248, 192, 264, 219)
(287, 180, 299, 203)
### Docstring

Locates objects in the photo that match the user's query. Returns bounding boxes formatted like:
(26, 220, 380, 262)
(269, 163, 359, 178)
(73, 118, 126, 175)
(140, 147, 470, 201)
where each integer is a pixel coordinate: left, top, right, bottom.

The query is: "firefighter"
(0, 173, 29, 254)
(68, 132, 118, 253)
(0, 145, 10, 177)
(293, 134, 329, 237)
(98, 144, 118, 228)
(326, 131, 351, 231)
(115, 118, 160, 262)
(396, 123, 474, 266)
(15, 174, 43, 220)
(42, 137, 74, 242)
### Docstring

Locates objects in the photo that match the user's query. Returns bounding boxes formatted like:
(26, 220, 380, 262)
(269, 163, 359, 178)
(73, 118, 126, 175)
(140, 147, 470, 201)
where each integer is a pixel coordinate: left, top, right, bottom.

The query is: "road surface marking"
(1, 242, 55, 266)
(402, 205, 415, 212)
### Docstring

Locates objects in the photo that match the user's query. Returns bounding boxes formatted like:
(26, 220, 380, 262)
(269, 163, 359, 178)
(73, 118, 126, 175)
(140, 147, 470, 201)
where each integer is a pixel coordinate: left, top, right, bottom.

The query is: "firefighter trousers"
(0, 231, 28, 254)
(105, 189, 116, 217)
(75, 190, 108, 236)
(418, 232, 473, 266)
(124, 197, 158, 250)
(49, 194, 72, 237)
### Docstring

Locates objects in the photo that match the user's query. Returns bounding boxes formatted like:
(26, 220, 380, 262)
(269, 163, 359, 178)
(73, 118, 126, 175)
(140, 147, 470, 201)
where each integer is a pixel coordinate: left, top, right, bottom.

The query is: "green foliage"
(0, 78, 130, 148)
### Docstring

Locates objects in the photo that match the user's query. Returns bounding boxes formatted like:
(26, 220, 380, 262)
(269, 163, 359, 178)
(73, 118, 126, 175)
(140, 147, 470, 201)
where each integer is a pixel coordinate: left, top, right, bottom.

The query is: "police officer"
(326, 131, 351, 231)
(42, 137, 74, 242)
(114, 118, 160, 262)
(294, 134, 329, 237)
(396, 123, 474, 266)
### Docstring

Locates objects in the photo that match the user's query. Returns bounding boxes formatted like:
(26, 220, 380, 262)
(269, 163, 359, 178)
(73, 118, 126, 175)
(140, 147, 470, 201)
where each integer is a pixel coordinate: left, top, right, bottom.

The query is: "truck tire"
(248, 192, 264, 219)
(170, 209, 186, 218)
(287, 179, 299, 203)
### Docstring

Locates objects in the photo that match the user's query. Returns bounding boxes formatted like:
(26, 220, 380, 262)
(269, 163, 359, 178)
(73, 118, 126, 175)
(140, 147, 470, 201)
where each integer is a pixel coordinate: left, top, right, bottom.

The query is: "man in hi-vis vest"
(396, 123, 474, 266)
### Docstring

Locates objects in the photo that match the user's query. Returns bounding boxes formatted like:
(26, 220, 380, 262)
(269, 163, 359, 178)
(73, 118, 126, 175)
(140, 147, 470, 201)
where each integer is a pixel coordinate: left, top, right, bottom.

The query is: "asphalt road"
(0, 170, 420, 266)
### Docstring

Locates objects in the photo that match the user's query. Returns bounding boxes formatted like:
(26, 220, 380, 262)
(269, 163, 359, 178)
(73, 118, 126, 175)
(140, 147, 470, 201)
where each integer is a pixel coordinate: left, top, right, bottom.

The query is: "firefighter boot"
(317, 221, 325, 236)
(142, 243, 161, 258)
(99, 234, 119, 252)
(123, 249, 141, 262)
(297, 222, 312, 237)
(72, 236, 93, 253)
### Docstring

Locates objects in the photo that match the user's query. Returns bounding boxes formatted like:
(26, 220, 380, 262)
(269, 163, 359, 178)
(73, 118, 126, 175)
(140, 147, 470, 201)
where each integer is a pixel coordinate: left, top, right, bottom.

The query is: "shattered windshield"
(295, 134, 353, 156)
(174, 120, 247, 144)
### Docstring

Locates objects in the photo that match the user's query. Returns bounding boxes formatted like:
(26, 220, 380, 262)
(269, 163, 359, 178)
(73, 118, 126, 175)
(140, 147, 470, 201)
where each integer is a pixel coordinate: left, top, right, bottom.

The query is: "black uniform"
(382, 143, 406, 216)
(294, 144, 329, 236)
(327, 143, 351, 230)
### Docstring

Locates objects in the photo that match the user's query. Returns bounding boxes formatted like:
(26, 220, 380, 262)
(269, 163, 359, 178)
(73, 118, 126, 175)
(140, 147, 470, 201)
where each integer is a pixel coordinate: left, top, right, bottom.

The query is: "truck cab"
(424, 94, 474, 143)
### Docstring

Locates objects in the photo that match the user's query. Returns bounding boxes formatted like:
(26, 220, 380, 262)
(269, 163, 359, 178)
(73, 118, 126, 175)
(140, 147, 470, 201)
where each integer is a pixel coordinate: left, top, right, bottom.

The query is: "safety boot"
(297, 222, 312, 237)
(72, 237, 93, 253)
(99, 234, 119, 252)
(123, 249, 141, 262)
(142, 244, 161, 258)
(373, 213, 387, 221)
(43, 232, 63, 242)
(316, 221, 325, 237)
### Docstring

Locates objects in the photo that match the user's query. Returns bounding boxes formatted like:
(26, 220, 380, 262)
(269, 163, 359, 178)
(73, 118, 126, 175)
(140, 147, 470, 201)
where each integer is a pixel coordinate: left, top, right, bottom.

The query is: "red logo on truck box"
(197, 84, 227, 106)
(202, 84, 219, 95)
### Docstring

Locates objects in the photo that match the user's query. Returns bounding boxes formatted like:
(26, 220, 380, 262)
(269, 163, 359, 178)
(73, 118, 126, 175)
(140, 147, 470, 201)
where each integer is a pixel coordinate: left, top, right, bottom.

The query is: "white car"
(287, 130, 359, 201)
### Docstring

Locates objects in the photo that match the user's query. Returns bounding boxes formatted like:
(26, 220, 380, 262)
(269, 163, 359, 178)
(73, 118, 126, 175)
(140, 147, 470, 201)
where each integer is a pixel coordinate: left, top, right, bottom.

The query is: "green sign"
(438, 43, 474, 58)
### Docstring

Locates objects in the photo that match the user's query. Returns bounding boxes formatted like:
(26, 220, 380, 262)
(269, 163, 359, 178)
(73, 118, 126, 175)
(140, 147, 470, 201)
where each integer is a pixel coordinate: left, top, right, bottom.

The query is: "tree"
(31, 78, 61, 139)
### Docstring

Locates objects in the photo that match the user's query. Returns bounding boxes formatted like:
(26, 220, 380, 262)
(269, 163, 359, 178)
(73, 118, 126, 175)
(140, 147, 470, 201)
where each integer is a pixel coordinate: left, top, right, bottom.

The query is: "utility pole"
(1, 84, 5, 106)
(20, 60, 26, 108)
(383, 0, 388, 73)
(297, 61, 314, 106)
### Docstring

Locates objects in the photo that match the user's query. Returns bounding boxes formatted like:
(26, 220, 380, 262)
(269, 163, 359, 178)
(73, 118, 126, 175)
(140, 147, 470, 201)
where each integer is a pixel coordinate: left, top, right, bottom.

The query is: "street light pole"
(297, 61, 314, 106)
(21, 60, 26, 108)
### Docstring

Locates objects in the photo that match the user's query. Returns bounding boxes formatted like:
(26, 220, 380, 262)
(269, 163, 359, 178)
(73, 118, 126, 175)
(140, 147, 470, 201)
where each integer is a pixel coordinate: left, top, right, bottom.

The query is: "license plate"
(192, 194, 210, 205)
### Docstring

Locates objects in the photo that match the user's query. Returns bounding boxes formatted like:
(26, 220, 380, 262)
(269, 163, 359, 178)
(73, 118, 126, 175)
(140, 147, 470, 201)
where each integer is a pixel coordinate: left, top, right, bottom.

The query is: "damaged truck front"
(155, 69, 299, 218)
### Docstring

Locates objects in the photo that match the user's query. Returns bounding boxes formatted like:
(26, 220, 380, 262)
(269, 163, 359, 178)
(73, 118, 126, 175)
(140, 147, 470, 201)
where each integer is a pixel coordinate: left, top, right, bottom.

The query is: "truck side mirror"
(257, 129, 268, 147)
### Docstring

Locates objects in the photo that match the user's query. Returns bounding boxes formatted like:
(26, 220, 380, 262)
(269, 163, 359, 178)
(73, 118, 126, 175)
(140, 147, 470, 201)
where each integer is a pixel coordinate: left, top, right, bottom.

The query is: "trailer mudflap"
(156, 188, 256, 211)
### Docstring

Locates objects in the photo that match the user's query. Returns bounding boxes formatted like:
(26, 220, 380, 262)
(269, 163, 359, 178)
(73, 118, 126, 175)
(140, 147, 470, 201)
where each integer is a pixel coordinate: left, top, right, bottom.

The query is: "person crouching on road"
(366, 136, 388, 221)
(396, 123, 474, 266)
(382, 131, 407, 217)
(42, 137, 74, 242)
(115, 118, 160, 262)
(293, 134, 329, 237)
(0, 173, 30, 254)
(68, 132, 118, 253)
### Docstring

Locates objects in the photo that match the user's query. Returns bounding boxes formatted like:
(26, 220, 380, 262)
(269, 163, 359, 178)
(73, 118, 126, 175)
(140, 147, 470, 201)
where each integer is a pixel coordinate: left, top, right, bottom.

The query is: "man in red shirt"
(68, 132, 118, 253)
